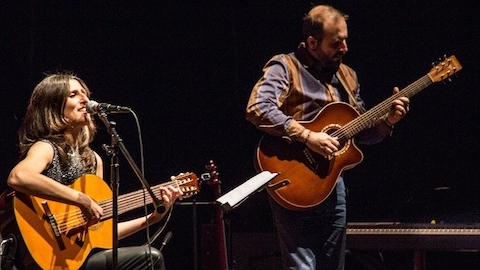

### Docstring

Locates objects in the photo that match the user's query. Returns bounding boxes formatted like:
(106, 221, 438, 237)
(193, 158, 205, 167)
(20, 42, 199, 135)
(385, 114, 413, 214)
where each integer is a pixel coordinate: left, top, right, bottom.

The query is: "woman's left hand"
(148, 185, 183, 223)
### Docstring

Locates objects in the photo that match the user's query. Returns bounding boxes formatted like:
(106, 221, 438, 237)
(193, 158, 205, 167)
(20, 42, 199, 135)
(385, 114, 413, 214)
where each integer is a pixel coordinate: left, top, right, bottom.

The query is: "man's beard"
(322, 58, 342, 74)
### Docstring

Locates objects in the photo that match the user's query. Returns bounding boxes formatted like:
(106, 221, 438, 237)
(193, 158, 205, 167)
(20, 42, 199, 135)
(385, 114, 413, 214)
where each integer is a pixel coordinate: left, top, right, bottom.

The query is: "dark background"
(1, 0, 479, 269)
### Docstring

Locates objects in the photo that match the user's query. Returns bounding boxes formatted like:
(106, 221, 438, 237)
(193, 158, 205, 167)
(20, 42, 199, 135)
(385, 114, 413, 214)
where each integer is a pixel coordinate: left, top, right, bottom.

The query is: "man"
(246, 5, 409, 269)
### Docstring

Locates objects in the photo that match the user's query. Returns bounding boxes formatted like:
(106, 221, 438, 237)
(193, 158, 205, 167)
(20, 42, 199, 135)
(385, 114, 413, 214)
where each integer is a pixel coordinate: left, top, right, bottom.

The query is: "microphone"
(86, 100, 131, 114)
(159, 231, 173, 252)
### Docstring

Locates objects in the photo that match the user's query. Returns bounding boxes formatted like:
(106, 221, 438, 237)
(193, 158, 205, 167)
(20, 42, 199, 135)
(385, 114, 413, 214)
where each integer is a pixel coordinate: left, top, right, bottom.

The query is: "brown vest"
(283, 54, 363, 112)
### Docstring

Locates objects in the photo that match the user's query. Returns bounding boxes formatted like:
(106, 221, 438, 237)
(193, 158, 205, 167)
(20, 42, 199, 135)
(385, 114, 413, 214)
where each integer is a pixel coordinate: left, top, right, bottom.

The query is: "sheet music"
(216, 171, 278, 211)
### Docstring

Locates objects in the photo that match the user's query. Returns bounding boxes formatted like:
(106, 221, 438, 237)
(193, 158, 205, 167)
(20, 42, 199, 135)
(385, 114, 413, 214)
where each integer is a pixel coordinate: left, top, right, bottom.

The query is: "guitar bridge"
(41, 201, 66, 250)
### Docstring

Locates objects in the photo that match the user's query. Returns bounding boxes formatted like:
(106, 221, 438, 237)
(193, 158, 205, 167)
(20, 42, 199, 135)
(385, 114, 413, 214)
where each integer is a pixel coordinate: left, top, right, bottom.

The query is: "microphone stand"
(96, 111, 164, 269)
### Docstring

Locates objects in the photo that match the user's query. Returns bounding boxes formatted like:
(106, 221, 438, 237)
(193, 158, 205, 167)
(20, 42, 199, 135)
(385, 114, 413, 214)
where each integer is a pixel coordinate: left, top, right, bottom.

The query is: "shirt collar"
(294, 42, 335, 83)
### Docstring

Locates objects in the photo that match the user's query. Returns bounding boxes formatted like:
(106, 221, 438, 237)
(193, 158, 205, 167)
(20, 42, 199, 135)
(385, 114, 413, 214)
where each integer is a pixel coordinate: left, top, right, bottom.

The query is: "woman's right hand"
(77, 192, 103, 226)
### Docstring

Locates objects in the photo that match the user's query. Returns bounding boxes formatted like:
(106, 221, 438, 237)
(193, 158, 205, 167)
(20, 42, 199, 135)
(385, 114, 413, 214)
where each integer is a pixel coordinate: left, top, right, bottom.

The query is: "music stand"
(216, 171, 277, 212)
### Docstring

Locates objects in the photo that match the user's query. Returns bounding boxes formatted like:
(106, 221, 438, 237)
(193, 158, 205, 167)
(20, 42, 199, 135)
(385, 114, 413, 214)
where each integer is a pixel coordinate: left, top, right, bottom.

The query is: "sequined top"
(41, 139, 97, 185)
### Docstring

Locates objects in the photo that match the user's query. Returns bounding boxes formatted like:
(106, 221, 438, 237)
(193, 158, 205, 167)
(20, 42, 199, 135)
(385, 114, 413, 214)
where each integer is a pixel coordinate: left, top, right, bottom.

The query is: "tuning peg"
(201, 172, 211, 181)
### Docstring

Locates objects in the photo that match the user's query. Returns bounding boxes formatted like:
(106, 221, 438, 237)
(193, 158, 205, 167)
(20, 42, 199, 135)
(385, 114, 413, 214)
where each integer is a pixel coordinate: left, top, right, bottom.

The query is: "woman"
(4, 72, 183, 269)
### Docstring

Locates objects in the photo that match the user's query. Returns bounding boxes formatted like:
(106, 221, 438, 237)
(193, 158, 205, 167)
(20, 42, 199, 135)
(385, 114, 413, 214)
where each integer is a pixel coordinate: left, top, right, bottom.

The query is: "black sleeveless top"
(41, 139, 97, 185)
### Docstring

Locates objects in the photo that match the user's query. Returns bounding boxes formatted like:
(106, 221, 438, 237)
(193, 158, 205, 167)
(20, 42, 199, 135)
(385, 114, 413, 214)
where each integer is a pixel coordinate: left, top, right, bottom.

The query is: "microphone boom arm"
(97, 112, 165, 213)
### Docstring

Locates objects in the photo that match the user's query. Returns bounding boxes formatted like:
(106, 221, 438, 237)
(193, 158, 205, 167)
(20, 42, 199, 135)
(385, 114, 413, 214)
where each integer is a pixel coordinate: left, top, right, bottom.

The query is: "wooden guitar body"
(13, 175, 113, 270)
(256, 102, 363, 211)
(255, 55, 462, 211)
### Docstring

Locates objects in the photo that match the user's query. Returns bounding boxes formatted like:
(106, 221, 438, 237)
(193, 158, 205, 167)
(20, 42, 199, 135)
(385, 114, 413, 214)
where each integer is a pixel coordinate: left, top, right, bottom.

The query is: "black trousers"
(81, 246, 166, 270)
(1, 239, 165, 270)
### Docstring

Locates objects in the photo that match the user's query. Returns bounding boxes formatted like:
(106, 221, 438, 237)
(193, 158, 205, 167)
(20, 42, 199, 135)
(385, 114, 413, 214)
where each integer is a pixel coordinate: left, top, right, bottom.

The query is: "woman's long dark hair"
(18, 72, 97, 172)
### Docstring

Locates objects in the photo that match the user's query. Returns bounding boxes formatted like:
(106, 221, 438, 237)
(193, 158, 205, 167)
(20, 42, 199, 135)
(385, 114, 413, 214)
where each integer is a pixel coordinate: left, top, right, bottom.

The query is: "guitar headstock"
(204, 160, 223, 198)
(428, 55, 462, 83)
(205, 160, 220, 186)
(172, 172, 200, 198)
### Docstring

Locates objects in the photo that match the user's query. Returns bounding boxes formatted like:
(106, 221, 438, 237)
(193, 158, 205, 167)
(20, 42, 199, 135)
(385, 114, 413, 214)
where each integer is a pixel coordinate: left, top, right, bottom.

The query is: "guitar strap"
(336, 64, 363, 113)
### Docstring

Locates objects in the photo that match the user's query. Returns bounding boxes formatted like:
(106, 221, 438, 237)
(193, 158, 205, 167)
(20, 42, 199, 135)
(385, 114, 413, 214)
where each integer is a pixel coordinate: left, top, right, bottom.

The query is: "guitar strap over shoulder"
(336, 64, 363, 112)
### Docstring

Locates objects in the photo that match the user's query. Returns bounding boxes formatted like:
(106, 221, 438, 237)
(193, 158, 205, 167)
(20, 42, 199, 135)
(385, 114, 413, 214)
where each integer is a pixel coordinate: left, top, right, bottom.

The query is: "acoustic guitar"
(11, 173, 199, 270)
(255, 55, 462, 211)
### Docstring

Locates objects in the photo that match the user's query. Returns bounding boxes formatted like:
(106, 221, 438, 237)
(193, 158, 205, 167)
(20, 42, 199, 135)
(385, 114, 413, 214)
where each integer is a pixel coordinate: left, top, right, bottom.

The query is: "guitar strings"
(57, 180, 176, 231)
(55, 182, 170, 232)
(53, 176, 193, 233)
(333, 57, 458, 142)
(330, 75, 432, 143)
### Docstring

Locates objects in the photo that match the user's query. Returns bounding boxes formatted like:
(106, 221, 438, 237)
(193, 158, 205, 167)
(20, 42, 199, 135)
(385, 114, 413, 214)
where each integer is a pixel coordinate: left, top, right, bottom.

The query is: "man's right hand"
(305, 130, 340, 157)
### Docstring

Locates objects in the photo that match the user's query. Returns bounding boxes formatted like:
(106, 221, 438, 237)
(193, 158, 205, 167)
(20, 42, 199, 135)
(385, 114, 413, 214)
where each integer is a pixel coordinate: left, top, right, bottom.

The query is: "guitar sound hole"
(324, 126, 348, 153)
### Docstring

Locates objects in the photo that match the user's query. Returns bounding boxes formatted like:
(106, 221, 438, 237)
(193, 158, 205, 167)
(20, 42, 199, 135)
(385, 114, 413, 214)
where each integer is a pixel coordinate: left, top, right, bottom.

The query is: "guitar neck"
(98, 181, 174, 220)
(339, 74, 432, 139)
